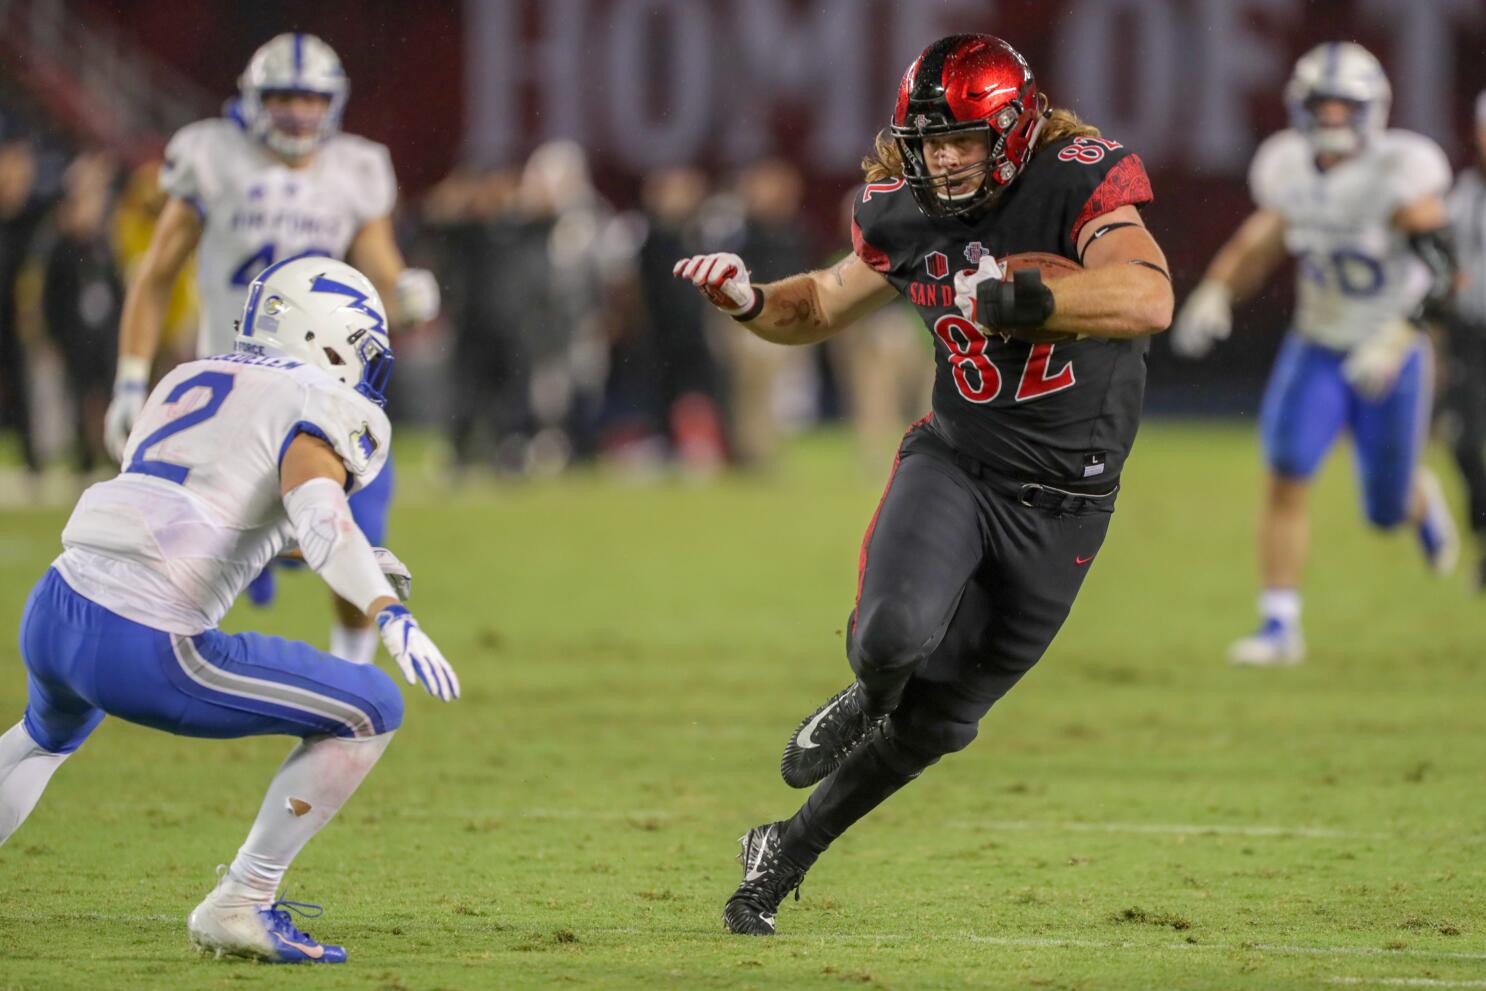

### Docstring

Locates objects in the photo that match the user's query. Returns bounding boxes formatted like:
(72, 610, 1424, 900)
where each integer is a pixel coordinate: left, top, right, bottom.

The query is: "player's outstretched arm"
(674, 251, 897, 346)
(1029, 204, 1175, 340)
(1170, 207, 1287, 358)
(280, 434, 460, 701)
(348, 216, 441, 329)
(105, 197, 201, 460)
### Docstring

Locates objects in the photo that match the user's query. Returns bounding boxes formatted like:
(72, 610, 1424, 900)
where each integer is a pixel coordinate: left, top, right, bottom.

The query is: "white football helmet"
(236, 256, 393, 406)
(1285, 42, 1390, 157)
(237, 33, 348, 159)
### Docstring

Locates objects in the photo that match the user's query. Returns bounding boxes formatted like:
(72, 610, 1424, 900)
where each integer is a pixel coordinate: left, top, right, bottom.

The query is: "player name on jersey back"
(56, 356, 390, 636)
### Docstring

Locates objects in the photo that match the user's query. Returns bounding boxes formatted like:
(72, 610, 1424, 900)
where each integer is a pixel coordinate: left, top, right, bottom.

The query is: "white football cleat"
(1228, 620, 1305, 667)
(1415, 468, 1459, 577)
(188, 890, 347, 964)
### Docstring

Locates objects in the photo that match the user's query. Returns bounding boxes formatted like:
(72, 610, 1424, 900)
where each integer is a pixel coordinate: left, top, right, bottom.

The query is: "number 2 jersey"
(161, 117, 397, 358)
(1249, 128, 1451, 350)
(852, 135, 1155, 487)
(54, 353, 391, 636)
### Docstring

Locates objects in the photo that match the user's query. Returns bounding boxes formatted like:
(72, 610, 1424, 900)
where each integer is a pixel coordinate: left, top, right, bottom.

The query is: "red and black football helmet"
(891, 34, 1046, 219)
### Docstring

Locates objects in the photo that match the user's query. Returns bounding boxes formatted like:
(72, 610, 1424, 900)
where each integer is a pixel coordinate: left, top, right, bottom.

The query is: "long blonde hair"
(861, 105, 1101, 183)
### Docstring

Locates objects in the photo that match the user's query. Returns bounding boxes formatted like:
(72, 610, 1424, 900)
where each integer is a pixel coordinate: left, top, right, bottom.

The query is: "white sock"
(1258, 588, 1301, 631)
(218, 731, 394, 907)
(0, 721, 71, 847)
(330, 623, 380, 666)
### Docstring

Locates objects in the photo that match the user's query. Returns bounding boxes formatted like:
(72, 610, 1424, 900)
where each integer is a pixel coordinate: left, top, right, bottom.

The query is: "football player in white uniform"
(103, 32, 440, 667)
(1173, 43, 1459, 665)
(0, 257, 457, 964)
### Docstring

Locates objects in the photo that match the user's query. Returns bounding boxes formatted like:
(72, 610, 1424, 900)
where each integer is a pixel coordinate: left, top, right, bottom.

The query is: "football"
(1001, 251, 1083, 281)
(998, 252, 1083, 343)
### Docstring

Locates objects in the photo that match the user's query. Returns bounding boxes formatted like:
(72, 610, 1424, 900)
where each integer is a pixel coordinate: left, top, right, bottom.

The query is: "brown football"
(997, 252, 1082, 344)
(1001, 251, 1083, 280)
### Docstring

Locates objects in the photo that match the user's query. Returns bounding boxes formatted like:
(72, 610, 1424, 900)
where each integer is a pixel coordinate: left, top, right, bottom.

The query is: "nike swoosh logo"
(273, 934, 325, 960)
(1075, 555, 1094, 566)
(968, 85, 1017, 101)
(743, 826, 775, 881)
(793, 698, 843, 751)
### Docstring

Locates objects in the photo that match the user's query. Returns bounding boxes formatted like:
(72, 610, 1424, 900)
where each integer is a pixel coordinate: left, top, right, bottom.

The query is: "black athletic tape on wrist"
(732, 287, 766, 322)
(976, 269, 1055, 328)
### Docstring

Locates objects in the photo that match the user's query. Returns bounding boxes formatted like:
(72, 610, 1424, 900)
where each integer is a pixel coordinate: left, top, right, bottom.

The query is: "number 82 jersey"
(161, 118, 396, 358)
(852, 134, 1156, 488)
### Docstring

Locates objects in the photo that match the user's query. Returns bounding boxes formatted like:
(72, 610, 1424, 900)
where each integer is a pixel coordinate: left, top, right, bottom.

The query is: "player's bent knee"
(364, 668, 405, 733)
(1363, 499, 1408, 530)
(851, 601, 941, 677)
(885, 707, 982, 763)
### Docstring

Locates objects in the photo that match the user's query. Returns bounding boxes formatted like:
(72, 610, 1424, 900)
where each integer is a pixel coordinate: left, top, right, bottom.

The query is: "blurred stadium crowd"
(0, 114, 932, 491)
(3, 0, 1486, 498)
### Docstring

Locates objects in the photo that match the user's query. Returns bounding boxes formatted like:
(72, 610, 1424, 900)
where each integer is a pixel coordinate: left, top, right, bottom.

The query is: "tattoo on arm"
(769, 296, 819, 329)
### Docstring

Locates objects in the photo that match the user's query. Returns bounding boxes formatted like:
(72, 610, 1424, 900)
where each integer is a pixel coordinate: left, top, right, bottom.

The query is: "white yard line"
(4, 914, 1481, 966)
(947, 819, 1389, 840)
(383, 807, 1392, 840)
(1327, 979, 1486, 989)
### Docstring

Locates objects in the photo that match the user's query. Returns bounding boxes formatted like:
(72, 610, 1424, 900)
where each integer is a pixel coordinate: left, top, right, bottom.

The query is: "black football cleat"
(779, 682, 884, 789)
(722, 821, 809, 936)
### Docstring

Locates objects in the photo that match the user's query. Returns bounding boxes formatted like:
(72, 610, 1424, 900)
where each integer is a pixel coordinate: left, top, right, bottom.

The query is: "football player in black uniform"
(675, 34, 1174, 935)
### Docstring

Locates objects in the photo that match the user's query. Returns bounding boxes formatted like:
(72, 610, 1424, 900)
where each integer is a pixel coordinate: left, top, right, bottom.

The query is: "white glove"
(952, 254, 1007, 327)
(673, 253, 756, 315)
(103, 355, 151, 462)
(376, 604, 460, 702)
(1170, 281, 1233, 359)
(394, 268, 441, 324)
(372, 547, 412, 601)
(1342, 321, 1418, 400)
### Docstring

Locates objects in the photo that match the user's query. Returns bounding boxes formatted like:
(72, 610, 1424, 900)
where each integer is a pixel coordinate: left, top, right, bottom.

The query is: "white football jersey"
(1249, 128, 1451, 349)
(161, 118, 396, 357)
(54, 353, 390, 636)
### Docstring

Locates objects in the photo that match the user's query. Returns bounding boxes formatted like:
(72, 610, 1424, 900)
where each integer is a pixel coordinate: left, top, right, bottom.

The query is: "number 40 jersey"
(1249, 128, 1451, 350)
(161, 118, 396, 358)
(54, 353, 390, 637)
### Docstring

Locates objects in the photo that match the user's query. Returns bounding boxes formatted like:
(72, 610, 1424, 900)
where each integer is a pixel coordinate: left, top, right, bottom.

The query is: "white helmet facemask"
(236, 33, 349, 160)
(235, 255, 393, 406)
(1285, 42, 1391, 158)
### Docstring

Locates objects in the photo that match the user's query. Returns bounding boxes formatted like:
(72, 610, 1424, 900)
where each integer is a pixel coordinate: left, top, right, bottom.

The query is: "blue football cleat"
(1228, 617, 1305, 667)
(188, 895, 347, 963)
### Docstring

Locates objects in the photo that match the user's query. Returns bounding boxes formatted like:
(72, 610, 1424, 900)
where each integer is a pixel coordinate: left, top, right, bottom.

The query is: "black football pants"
(781, 419, 1115, 865)
(1445, 318, 1486, 537)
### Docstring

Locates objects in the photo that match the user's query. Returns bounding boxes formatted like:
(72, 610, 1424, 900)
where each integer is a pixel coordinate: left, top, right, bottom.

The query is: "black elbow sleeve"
(1409, 227, 1458, 320)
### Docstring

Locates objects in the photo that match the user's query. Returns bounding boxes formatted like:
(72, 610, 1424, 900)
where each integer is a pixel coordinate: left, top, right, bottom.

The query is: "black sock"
(778, 730, 936, 867)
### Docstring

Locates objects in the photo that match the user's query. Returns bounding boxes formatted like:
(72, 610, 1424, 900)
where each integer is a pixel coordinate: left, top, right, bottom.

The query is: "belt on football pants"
(1014, 481, 1119, 513)
(947, 449, 1118, 514)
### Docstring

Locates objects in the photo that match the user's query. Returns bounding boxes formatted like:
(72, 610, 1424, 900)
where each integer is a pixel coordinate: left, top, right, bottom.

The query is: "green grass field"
(1, 423, 1483, 991)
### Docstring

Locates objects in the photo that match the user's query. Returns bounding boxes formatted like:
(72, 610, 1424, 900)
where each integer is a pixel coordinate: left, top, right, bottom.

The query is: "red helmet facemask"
(891, 34, 1047, 220)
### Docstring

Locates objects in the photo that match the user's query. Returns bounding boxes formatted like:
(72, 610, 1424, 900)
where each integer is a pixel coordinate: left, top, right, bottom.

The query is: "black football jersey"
(852, 135, 1155, 488)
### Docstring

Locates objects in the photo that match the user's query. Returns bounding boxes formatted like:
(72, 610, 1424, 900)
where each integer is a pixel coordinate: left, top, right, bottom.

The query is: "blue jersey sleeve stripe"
(278, 420, 356, 493)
